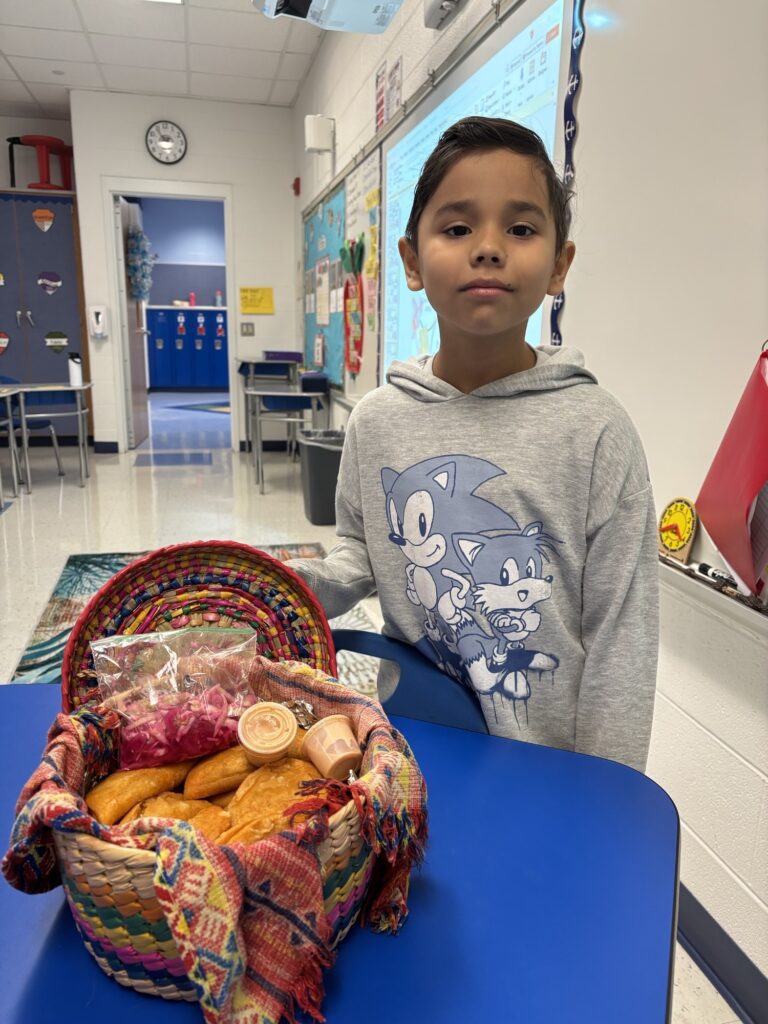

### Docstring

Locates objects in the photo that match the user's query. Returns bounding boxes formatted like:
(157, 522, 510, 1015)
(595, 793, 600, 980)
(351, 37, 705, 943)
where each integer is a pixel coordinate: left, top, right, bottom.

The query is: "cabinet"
(146, 307, 228, 390)
(0, 192, 86, 387)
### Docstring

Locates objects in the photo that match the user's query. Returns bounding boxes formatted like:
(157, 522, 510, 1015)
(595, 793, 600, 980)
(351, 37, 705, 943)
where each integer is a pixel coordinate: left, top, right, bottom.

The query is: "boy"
(288, 117, 658, 772)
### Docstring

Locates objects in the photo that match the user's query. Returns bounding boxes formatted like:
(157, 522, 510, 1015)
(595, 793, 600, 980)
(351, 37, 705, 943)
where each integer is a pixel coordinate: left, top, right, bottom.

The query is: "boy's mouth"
(460, 278, 512, 294)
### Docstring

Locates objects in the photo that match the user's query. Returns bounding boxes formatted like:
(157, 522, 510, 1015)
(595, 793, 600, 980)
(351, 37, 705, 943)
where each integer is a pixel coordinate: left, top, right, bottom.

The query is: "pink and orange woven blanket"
(2, 658, 428, 1024)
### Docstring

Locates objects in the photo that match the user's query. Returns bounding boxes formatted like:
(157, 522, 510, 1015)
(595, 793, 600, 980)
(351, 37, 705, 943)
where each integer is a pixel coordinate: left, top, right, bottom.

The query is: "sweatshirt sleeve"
(575, 446, 659, 772)
(285, 411, 376, 619)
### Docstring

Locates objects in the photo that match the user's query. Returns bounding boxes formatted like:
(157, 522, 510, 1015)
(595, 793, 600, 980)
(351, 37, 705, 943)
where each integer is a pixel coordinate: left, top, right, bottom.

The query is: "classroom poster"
(303, 185, 345, 385)
(344, 148, 381, 396)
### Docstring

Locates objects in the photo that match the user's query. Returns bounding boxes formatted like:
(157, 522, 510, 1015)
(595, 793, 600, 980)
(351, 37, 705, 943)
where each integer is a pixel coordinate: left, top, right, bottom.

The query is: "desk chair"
(0, 376, 64, 480)
(238, 361, 311, 458)
(331, 628, 489, 734)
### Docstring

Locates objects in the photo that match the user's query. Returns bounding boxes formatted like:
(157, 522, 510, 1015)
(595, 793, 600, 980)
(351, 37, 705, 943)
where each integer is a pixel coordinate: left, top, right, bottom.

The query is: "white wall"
(70, 89, 298, 449)
(292, 0, 768, 975)
(0, 117, 72, 190)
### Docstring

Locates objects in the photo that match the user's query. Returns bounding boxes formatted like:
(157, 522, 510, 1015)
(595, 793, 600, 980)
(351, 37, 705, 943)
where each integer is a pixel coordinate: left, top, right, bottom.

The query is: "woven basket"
(53, 800, 375, 1001)
(52, 540, 380, 1003)
(61, 540, 336, 710)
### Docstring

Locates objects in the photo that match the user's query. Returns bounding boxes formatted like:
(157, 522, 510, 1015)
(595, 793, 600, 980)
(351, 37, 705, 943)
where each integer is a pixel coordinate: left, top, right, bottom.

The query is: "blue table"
(0, 684, 679, 1023)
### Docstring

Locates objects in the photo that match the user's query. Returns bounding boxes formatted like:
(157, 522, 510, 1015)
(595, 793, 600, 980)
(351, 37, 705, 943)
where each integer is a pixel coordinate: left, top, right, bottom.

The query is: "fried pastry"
(190, 804, 232, 841)
(183, 745, 253, 799)
(86, 761, 195, 825)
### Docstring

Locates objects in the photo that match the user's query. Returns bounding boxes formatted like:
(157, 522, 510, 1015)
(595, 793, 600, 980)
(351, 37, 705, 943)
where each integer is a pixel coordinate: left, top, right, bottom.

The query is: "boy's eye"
(510, 225, 535, 237)
(444, 225, 471, 237)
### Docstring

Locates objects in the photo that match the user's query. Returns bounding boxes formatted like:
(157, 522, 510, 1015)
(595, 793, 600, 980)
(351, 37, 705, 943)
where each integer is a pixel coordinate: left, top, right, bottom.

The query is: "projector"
(254, 0, 403, 34)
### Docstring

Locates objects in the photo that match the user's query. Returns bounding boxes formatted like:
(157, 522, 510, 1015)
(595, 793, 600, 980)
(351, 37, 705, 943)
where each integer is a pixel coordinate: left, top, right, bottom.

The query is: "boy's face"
(398, 148, 575, 348)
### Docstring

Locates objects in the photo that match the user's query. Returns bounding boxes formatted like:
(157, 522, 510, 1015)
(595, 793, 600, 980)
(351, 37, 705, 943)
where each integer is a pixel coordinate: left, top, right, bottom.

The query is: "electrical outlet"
(241, 322, 255, 336)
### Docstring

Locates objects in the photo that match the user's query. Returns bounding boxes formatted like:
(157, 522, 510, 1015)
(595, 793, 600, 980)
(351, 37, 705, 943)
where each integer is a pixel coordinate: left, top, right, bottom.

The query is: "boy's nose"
(471, 236, 505, 265)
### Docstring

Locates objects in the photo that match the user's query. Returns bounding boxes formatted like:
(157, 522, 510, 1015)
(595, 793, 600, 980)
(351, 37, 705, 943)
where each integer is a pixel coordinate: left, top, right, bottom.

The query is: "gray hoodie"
(288, 346, 658, 771)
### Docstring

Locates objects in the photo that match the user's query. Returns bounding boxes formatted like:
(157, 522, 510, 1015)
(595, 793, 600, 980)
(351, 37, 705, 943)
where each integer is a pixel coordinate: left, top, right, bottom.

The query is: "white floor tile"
(671, 945, 741, 1023)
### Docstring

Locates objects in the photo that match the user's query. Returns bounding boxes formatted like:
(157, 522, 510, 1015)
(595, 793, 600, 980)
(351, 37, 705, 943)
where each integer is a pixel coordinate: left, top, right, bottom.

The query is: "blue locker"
(191, 311, 211, 388)
(210, 310, 228, 388)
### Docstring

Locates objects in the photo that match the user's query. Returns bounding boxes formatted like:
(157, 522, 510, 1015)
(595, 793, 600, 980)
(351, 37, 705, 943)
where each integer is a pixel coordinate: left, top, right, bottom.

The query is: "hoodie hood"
(386, 345, 597, 403)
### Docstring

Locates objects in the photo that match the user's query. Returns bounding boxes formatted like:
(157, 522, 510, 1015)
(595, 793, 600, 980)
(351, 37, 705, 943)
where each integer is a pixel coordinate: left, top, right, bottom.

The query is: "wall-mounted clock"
(145, 121, 187, 165)
(658, 497, 698, 563)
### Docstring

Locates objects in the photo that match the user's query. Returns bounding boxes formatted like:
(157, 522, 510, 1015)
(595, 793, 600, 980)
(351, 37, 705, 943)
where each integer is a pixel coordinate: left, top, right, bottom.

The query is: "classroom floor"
(0, 391, 742, 1024)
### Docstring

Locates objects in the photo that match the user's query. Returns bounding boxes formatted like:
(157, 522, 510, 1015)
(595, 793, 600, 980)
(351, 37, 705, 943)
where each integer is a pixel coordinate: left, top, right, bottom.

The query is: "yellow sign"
(240, 287, 274, 315)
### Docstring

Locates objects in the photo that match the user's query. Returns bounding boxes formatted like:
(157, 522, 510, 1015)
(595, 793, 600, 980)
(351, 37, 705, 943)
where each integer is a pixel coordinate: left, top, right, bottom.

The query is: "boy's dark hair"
(404, 116, 573, 256)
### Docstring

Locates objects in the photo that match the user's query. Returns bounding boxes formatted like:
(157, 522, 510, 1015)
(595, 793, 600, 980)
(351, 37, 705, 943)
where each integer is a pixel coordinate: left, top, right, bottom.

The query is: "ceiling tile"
(188, 7, 288, 51)
(1, 26, 93, 61)
(0, 98, 44, 116)
(6, 56, 104, 87)
(103, 65, 188, 95)
(25, 82, 73, 103)
(0, 0, 81, 31)
(189, 71, 271, 103)
(76, 0, 184, 42)
(0, 79, 34, 101)
(0, 57, 19, 81)
(278, 51, 310, 80)
(91, 34, 187, 72)
(189, 44, 279, 79)
(284, 21, 322, 54)
(268, 79, 298, 105)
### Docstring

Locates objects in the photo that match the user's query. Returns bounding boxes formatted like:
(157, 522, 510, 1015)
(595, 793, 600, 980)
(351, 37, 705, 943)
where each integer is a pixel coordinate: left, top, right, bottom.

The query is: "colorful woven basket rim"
(60, 540, 336, 712)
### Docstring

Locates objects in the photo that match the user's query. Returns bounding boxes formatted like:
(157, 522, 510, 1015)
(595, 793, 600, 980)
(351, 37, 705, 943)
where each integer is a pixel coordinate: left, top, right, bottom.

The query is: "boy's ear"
(398, 236, 424, 292)
(546, 240, 576, 296)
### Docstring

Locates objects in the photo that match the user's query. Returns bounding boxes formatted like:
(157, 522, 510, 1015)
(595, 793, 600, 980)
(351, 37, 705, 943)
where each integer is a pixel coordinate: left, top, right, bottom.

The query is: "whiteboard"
(380, 0, 572, 381)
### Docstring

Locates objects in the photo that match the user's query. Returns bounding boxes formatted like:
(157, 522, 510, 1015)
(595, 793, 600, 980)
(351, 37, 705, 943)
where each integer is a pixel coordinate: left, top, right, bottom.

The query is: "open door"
(114, 196, 149, 448)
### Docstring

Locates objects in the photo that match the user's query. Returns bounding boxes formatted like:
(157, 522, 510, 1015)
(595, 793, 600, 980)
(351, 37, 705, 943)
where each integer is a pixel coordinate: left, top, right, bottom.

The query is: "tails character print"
(452, 524, 561, 723)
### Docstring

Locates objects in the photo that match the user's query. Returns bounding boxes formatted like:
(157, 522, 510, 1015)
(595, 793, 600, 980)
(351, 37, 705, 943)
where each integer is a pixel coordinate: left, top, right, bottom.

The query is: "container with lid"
(237, 702, 298, 766)
(302, 714, 362, 780)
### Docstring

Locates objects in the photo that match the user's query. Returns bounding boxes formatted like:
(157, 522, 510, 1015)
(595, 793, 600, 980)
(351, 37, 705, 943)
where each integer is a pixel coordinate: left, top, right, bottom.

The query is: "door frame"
(101, 176, 236, 452)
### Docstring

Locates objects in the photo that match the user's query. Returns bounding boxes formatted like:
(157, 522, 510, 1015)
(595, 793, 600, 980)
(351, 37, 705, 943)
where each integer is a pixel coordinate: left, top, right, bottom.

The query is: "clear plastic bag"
(90, 628, 263, 770)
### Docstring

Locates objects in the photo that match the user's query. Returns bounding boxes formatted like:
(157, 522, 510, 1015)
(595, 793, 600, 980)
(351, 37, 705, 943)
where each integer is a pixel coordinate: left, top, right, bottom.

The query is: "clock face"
(658, 498, 698, 554)
(146, 121, 187, 165)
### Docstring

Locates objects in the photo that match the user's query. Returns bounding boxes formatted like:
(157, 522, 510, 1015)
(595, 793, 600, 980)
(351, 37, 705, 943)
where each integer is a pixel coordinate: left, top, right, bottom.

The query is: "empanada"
(228, 757, 320, 826)
(118, 791, 211, 824)
(86, 761, 195, 825)
(183, 745, 253, 799)
(190, 804, 231, 841)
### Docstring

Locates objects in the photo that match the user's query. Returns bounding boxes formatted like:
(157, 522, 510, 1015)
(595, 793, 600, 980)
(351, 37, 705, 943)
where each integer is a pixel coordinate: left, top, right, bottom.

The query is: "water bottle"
(214, 289, 223, 307)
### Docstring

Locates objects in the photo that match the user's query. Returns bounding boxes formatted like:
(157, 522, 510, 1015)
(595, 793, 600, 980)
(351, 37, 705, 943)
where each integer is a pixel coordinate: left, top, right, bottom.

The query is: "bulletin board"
(303, 184, 345, 386)
(343, 149, 381, 399)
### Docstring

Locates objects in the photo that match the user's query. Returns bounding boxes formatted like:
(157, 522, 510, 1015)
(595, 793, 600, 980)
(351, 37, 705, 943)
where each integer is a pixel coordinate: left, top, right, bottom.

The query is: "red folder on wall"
(696, 350, 768, 594)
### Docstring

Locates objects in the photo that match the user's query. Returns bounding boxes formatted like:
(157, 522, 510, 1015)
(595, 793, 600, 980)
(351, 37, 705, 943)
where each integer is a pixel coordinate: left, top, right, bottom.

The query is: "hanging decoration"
(125, 226, 155, 301)
(37, 271, 62, 296)
(45, 330, 69, 353)
(341, 234, 365, 376)
(32, 208, 55, 232)
(0, 332, 10, 355)
(550, 0, 585, 345)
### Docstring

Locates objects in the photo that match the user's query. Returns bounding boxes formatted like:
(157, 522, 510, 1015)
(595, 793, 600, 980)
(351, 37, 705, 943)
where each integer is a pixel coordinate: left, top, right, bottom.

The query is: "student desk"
(243, 380, 327, 494)
(0, 683, 679, 1023)
(12, 381, 92, 490)
(0, 385, 21, 500)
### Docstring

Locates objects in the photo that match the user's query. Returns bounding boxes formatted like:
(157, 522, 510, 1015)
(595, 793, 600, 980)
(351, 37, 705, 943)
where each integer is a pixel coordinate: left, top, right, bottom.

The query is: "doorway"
(114, 194, 230, 453)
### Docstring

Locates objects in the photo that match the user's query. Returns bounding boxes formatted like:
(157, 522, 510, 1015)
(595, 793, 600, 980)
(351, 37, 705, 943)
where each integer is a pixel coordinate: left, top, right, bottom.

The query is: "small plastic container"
(302, 714, 362, 780)
(237, 702, 298, 766)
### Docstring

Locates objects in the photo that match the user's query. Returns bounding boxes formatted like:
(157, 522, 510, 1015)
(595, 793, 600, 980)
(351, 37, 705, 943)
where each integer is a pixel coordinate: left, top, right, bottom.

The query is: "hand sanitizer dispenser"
(88, 305, 108, 340)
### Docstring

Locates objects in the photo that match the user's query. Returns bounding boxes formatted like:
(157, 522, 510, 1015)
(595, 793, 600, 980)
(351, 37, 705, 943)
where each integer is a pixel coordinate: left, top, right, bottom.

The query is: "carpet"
(12, 545, 379, 696)
(172, 402, 231, 415)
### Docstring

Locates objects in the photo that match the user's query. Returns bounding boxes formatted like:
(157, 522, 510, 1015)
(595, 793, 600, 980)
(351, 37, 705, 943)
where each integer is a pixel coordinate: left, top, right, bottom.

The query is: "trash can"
(298, 429, 345, 526)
